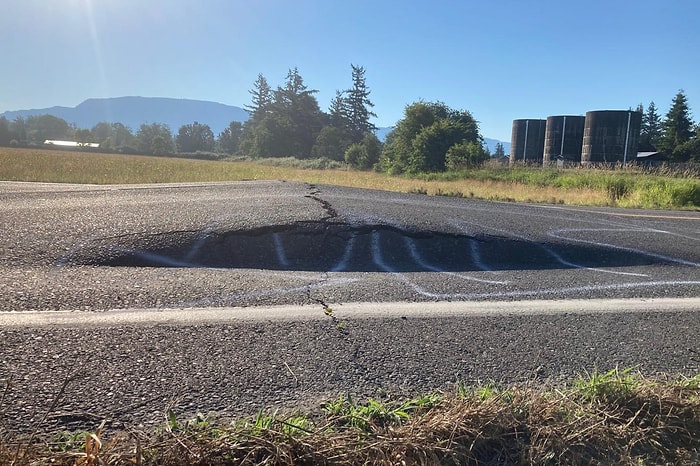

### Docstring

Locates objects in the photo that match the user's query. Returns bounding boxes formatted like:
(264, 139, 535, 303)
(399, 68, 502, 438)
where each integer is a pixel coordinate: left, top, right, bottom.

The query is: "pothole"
(64, 222, 660, 272)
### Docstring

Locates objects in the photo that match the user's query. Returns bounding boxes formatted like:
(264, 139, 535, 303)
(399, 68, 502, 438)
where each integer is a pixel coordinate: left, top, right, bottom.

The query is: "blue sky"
(2, 0, 699, 141)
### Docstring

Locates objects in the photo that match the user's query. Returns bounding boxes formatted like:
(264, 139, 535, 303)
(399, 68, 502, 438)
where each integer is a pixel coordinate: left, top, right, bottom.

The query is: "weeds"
(2, 369, 698, 465)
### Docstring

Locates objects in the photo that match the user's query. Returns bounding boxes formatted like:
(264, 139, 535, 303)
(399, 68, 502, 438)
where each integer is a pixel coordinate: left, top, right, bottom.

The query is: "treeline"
(0, 65, 489, 173)
(1, 72, 697, 171)
(0, 114, 223, 158)
(637, 90, 700, 162)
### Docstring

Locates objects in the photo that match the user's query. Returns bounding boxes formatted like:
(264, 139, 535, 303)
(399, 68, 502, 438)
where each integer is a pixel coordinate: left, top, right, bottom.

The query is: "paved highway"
(1, 181, 699, 434)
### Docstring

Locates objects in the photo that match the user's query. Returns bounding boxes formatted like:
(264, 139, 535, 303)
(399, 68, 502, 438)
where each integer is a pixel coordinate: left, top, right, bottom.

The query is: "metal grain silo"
(543, 115, 585, 164)
(581, 110, 642, 164)
(510, 119, 546, 165)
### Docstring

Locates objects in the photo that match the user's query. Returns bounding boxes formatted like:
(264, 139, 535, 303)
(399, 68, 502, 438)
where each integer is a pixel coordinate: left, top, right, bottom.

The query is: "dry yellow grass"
(0, 147, 609, 206)
(3, 372, 698, 465)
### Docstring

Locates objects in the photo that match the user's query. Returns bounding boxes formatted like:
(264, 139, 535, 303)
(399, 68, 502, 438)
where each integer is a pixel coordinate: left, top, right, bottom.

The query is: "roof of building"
(44, 140, 100, 148)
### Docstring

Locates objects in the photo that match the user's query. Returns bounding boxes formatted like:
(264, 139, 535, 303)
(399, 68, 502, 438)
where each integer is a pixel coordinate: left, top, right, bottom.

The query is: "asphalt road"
(1, 180, 699, 435)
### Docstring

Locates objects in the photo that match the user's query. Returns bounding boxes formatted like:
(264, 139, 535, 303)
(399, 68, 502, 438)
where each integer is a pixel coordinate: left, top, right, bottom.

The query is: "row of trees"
(637, 90, 699, 162)
(0, 114, 230, 156)
(2, 76, 696, 169)
(0, 65, 489, 172)
(236, 67, 488, 172)
(236, 65, 382, 169)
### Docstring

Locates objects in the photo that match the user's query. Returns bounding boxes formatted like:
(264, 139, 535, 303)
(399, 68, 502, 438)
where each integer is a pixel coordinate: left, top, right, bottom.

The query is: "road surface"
(1, 181, 699, 434)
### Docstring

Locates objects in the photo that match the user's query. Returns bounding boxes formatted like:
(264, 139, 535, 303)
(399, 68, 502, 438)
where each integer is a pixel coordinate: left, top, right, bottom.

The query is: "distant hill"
(0, 97, 250, 135)
(484, 137, 511, 156)
(2, 96, 510, 151)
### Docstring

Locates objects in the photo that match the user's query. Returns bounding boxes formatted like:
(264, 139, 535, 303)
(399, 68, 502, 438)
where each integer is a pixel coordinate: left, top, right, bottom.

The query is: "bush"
(445, 141, 489, 170)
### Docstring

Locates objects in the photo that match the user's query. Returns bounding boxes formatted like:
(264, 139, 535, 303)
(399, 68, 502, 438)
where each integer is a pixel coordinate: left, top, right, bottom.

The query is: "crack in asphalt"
(304, 183, 338, 222)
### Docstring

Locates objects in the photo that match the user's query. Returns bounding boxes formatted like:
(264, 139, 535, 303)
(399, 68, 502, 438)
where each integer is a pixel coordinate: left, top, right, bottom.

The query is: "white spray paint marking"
(184, 222, 218, 262)
(538, 243, 649, 277)
(127, 249, 199, 268)
(403, 236, 508, 284)
(452, 219, 649, 277)
(331, 232, 357, 272)
(468, 239, 493, 272)
(272, 233, 289, 267)
(447, 219, 495, 272)
(549, 229, 700, 268)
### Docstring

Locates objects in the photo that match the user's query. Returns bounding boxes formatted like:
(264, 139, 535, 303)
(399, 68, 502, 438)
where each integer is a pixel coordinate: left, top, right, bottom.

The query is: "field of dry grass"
(0, 147, 646, 207)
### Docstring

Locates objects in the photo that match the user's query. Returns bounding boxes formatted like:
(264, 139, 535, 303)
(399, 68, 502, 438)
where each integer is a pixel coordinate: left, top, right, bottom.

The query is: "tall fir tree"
(328, 90, 350, 131)
(245, 74, 272, 121)
(659, 90, 694, 161)
(345, 65, 377, 144)
(639, 101, 662, 151)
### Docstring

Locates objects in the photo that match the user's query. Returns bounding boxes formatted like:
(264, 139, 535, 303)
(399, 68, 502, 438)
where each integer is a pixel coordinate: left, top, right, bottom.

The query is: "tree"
(659, 90, 695, 161)
(240, 68, 324, 158)
(9, 117, 27, 145)
(91, 122, 114, 143)
(493, 142, 506, 158)
(272, 67, 324, 158)
(25, 114, 71, 143)
(217, 121, 244, 154)
(136, 123, 174, 155)
(247, 114, 293, 158)
(445, 141, 489, 170)
(245, 73, 272, 121)
(639, 102, 662, 151)
(89, 121, 135, 151)
(0, 117, 10, 146)
(312, 126, 350, 161)
(111, 123, 134, 147)
(176, 121, 215, 152)
(379, 101, 481, 174)
(74, 128, 92, 145)
(150, 135, 170, 156)
(345, 133, 382, 169)
(688, 127, 700, 162)
(345, 65, 377, 144)
(328, 90, 350, 131)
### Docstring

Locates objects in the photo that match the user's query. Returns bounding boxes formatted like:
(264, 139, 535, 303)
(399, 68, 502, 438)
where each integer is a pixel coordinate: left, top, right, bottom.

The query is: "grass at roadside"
(1, 369, 698, 465)
(1, 147, 699, 209)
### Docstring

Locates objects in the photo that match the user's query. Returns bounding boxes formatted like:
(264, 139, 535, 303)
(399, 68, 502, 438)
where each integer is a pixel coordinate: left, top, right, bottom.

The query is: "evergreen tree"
(328, 90, 350, 131)
(659, 90, 695, 161)
(271, 67, 324, 158)
(639, 101, 662, 151)
(494, 142, 506, 158)
(217, 121, 243, 154)
(345, 65, 377, 144)
(245, 73, 272, 121)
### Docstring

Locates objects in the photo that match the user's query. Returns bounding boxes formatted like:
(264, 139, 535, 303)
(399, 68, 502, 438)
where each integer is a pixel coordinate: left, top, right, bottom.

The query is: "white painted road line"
(1, 297, 698, 327)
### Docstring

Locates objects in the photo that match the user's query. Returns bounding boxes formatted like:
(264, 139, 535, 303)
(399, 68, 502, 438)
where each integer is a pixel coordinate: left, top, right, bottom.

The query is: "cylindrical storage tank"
(543, 115, 585, 165)
(510, 119, 546, 165)
(581, 110, 642, 164)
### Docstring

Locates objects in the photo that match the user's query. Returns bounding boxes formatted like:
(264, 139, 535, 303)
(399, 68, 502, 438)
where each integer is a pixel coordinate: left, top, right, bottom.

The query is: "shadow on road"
(66, 222, 662, 272)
